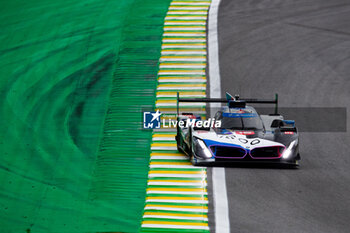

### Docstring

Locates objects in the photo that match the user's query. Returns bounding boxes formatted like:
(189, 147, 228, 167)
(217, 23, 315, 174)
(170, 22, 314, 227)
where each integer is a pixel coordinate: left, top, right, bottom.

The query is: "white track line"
(212, 168, 230, 233)
(208, 0, 230, 233)
(208, 0, 222, 103)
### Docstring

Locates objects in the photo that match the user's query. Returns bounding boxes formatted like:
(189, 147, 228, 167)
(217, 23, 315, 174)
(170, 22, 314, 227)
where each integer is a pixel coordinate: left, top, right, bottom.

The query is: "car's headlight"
(193, 137, 213, 159)
(282, 139, 298, 159)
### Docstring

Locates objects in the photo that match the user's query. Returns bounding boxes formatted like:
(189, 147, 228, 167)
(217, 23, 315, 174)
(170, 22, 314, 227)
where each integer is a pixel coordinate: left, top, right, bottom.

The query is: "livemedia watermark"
(143, 110, 221, 129)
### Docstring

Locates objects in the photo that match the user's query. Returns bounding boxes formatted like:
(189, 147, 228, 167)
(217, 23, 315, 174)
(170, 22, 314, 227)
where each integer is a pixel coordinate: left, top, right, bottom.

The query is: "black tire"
(176, 135, 185, 153)
(176, 122, 184, 153)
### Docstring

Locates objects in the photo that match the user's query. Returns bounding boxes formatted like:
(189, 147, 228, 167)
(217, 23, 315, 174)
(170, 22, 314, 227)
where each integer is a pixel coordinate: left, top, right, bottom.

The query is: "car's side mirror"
(271, 119, 284, 128)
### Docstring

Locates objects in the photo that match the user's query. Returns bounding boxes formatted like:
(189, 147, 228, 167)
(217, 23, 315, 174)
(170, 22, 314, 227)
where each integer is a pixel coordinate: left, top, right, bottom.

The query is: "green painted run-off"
(0, 0, 170, 232)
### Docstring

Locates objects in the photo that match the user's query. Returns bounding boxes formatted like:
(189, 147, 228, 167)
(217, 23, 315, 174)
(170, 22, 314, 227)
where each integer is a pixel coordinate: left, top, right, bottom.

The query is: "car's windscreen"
(219, 113, 263, 130)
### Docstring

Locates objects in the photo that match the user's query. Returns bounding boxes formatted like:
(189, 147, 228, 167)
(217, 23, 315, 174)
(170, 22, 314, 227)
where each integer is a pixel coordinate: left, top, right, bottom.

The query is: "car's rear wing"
(176, 92, 279, 115)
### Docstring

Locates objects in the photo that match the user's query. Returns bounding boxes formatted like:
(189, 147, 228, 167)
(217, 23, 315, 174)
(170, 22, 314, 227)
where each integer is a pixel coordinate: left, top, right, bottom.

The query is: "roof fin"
(225, 92, 234, 101)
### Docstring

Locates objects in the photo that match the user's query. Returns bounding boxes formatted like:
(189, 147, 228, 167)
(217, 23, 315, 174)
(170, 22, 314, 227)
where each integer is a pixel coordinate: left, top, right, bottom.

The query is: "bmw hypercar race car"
(175, 93, 300, 167)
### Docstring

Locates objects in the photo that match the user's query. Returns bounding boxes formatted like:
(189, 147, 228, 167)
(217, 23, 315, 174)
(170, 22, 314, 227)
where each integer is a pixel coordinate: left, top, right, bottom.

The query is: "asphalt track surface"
(210, 0, 350, 232)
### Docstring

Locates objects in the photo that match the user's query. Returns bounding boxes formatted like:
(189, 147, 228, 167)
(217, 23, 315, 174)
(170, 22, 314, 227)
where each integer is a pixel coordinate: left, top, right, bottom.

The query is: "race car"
(175, 93, 300, 167)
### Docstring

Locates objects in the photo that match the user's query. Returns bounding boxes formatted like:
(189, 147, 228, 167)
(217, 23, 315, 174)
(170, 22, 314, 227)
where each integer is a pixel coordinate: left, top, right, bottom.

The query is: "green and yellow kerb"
(140, 0, 211, 232)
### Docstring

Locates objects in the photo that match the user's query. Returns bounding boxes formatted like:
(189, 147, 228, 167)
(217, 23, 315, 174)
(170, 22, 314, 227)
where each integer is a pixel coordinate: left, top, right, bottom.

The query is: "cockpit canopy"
(215, 106, 264, 130)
